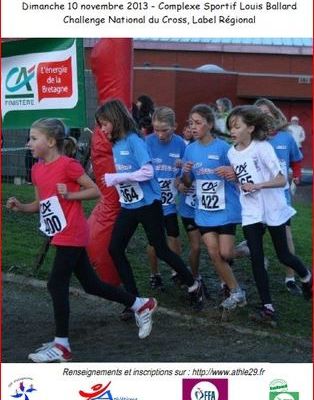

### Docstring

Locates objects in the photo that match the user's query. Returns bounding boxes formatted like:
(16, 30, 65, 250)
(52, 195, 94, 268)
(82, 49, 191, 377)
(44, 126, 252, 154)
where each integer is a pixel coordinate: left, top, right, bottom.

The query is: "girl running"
(95, 100, 204, 311)
(226, 105, 312, 325)
(182, 104, 246, 310)
(6, 118, 157, 362)
(146, 106, 185, 290)
(255, 98, 304, 295)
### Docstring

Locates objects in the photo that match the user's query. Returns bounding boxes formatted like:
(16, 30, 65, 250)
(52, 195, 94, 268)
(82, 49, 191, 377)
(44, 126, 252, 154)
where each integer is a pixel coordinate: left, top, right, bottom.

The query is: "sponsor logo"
(269, 379, 299, 400)
(78, 382, 138, 400)
(79, 382, 113, 400)
(4, 59, 72, 104)
(2, 40, 78, 118)
(5, 65, 35, 98)
(9, 378, 37, 400)
(207, 155, 219, 160)
(152, 157, 163, 164)
(183, 379, 228, 400)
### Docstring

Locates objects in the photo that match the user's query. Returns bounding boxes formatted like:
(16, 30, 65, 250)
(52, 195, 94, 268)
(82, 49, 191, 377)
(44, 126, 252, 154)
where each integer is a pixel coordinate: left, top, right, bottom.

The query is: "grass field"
(2, 182, 312, 339)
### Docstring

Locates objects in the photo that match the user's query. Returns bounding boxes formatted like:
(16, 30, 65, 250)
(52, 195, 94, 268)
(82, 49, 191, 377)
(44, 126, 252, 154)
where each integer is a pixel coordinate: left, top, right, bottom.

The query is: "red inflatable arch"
(87, 39, 133, 285)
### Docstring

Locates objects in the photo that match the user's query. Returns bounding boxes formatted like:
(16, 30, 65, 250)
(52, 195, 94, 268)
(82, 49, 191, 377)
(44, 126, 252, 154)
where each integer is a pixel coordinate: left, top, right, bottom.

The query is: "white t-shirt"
(227, 140, 296, 226)
(288, 124, 306, 148)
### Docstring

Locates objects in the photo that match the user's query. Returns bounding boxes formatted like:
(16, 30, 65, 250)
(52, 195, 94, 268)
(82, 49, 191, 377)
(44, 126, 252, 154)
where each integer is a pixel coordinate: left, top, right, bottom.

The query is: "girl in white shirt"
(226, 105, 312, 326)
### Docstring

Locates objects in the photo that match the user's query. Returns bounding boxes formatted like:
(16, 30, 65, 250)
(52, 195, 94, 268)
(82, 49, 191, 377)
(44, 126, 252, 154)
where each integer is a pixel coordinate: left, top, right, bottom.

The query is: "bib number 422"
(201, 194, 219, 209)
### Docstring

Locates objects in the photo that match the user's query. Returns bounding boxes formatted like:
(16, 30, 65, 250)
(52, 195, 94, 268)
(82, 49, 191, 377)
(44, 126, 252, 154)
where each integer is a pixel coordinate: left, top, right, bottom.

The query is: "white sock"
(264, 304, 275, 312)
(285, 277, 295, 284)
(300, 270, 311, 283)
(131, 297, 147, 312)
(188, 280, 199, 293)
(54, 337, 70, 350)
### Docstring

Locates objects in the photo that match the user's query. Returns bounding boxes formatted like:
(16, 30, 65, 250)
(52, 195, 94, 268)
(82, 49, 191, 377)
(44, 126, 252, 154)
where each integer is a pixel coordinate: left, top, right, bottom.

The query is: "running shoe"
(150, 274, 164, 290)
(119, 307, 134, 321)
(301, 275, 312, 300)
(221, 288, 247, 310)
(28, 343, 72, 363)
(34, 341, 54, 352)
(189, 280, 204, 311)
(285, 280, 302, 296)
(249, 306, 278, 328)
(236, 240, 269, 270)
(235, 240, 250, 257)
(198, 278, 211, 300)
(170, 272, 186, 288)
(219, 283, 231, 300)
(135, 297, 157, 339)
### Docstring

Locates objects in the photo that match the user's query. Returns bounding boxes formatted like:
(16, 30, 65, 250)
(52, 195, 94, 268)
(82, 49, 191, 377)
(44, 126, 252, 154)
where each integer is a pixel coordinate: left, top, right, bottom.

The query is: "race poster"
(1, 1, 313, 400)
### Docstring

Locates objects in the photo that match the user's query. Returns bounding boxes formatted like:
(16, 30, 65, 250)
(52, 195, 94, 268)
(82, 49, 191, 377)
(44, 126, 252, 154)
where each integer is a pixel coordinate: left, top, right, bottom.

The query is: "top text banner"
(1, 0, 313, 37)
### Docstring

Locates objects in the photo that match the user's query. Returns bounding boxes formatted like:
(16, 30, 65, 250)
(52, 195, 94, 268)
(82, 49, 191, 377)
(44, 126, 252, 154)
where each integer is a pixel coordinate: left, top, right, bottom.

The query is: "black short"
(148, 213, 179, 246)
(164, 213, 180, 238)
(181, 216, 198, 233)
(198, 223, 237, 236)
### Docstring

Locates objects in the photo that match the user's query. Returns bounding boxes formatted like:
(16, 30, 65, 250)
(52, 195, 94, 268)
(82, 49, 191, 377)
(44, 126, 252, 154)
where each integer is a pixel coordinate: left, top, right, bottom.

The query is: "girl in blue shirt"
(146, 106, 186, 289)
(95, 100, 204, 311)
(182, 104, 246, 311)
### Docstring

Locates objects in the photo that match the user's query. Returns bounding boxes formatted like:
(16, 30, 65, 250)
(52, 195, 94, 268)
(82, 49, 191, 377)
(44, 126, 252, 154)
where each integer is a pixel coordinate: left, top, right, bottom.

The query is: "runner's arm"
(241, 171, 286, 192)
(103, 163, 154, 187)
(6, 187, 40, 213)
(57, 173, 100, 200)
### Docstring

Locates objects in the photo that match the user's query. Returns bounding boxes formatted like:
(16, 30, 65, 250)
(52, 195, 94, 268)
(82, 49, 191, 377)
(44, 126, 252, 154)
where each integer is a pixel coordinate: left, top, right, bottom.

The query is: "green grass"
(2, 182, 312, 339)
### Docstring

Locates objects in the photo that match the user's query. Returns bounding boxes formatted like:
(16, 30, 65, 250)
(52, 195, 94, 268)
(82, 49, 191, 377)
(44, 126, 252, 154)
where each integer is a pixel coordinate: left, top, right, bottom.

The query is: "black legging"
(109, 200, 195, 296)
(47, 246, 136, 337)
(243, 222, 308, 305)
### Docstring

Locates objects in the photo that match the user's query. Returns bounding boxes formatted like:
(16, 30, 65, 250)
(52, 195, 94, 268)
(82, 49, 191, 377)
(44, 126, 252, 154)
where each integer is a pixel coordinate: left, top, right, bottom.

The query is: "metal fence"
(1, 70, 98, 183)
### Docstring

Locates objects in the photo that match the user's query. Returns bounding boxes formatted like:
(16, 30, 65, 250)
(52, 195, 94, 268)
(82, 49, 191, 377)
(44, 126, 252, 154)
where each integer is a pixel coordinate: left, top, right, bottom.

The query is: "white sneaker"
(221, 288, 247, 310)
(236, 240, 269, 270)
(135, 298, 157, 339)
(34, 341, 54, 352)
(28, 343, 72, 363)
(235, 240, 250, 257)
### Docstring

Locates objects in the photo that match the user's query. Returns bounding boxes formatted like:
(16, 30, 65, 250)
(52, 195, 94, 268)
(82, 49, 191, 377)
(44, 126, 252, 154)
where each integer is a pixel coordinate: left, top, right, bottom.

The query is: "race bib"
(185, 182, 196, 208)
(196, 180, 225, 211)
(39, 195, 67, 237)
(233, 158, 259, 186)
(116, 182, 144, 204)
(158, 178, 177, 206)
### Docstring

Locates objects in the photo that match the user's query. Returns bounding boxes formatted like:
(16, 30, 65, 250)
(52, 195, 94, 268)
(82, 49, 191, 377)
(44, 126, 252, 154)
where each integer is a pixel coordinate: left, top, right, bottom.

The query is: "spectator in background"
(182, 123, 194, 145)
(215, 97, 233, 134)
(132, 96, 155, 136)
(138, 116, 154, 136)
(288, 116, 306, 150)
(136, 95, 155, 120)
(133, 95, 155, 125)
